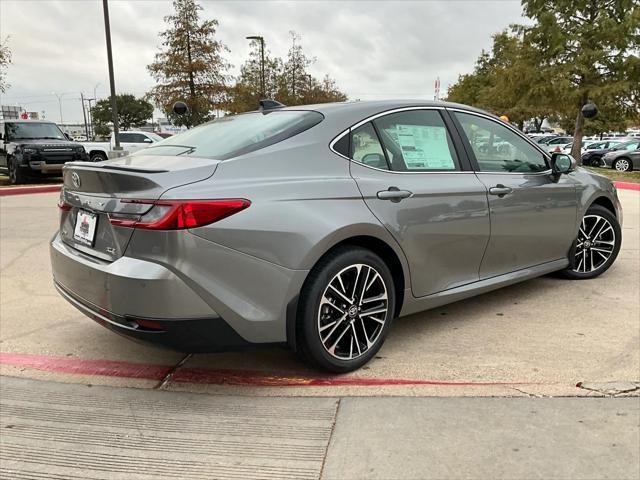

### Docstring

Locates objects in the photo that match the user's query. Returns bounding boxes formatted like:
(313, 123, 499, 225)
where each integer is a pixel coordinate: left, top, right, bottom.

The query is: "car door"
(450, 110, 577, 279)
(344, 108, 490, 297)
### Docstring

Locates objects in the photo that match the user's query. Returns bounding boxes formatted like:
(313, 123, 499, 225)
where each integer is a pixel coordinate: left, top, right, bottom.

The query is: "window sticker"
(392, 125, 455, 170)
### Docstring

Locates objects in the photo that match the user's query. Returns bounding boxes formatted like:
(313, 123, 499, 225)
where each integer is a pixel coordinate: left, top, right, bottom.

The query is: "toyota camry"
(50, 100, 623, 372)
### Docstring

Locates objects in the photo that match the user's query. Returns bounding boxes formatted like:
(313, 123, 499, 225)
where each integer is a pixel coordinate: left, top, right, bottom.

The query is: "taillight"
(58, 192, 72, 211)
(109, 199, 250, 230)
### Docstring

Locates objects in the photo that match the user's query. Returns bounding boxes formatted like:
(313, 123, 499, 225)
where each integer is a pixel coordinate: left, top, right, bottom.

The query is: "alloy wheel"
(573, 214, 616, 273)
(614, 159, 630, 172)
(317, 263, 389, 360)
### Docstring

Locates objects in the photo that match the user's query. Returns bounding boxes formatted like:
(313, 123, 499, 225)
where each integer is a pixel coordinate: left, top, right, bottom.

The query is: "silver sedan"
(50, 100, 623, 372)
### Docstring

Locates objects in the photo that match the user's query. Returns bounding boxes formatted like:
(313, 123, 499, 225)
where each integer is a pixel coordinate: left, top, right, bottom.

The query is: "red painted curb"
(0, 352, 170, 380)
(614, 181, 640, 191)
(0, 185, 62, 196)
(0, 352, 528, 387)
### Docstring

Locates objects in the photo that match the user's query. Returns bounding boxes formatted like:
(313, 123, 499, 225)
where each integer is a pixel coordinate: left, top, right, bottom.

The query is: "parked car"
(80, 130, 164, 162)
(602, 140, 640, 171)
(0, 119, 88, 184)
(580, 139, 630, 166)
(543, 136, 573, 153)
(51, 100, 623, 372)
(531, 135, 558, 144)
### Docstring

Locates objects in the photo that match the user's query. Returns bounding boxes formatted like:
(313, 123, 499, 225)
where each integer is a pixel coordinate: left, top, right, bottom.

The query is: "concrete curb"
(614, 181, 640, 191)
(0, 352, 532, 388)
(0, 184, 62, 196)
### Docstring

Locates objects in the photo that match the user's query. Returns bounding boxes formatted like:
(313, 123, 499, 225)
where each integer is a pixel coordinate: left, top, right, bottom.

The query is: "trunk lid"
(59, 155, 219, 261)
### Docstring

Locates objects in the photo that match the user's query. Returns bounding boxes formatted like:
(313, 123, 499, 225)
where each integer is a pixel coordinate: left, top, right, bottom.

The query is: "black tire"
(90, 152, 108, 162)
(558, 204, 621, 280)
(297, 246, 396, 373)
(588, 155, 602, 167)
(8, 156, 28, 185)
(613, 157, 632, 172)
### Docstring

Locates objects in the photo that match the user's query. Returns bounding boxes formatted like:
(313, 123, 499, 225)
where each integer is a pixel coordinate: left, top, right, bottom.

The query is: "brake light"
(109, 199, 250, 230)
(58, 192, 72, 211)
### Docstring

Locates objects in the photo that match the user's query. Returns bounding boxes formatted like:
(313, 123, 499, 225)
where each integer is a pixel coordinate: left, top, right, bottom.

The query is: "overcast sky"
(0, 0, 526, 124)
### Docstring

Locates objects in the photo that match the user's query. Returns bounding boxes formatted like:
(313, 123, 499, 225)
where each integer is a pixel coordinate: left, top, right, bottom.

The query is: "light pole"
(246, 36, 265, 98)
(51, 92, 65, 124)
(102, 0, 121, 150)
(84, 98, 95, 139)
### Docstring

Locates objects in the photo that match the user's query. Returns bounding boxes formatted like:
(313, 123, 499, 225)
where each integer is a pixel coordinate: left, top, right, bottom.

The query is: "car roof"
(273, 99, 505, 130)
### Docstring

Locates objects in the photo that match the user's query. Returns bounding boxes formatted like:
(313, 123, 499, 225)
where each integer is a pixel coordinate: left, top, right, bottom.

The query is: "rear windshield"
(134, 110, 324, 160)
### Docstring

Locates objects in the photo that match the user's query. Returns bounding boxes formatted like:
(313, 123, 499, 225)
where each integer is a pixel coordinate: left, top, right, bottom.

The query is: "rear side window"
(134, 110, 324, 160)
(373, 110, 459, 171)
(351, 123, 389, 170)
(119, 133, 148, 143)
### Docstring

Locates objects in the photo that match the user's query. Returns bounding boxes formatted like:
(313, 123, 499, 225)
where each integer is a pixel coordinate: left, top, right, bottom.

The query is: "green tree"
(147, 0, 230, 127)
(521, 0, 640, 161)
(225, 39, 284, 114)
(94, 124, 111, 138)
(227, 32, 347, 112)
(447, 32, 559, 131)
(0, 36, 12, 93)
(91, 94, 153, 130)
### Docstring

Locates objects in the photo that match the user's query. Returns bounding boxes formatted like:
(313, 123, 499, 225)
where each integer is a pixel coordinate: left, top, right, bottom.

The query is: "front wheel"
(8, 157, 28, 185)
(559, 205, 621, 279)
(90, 152, 108, 162)
(297, 247, 396, 372)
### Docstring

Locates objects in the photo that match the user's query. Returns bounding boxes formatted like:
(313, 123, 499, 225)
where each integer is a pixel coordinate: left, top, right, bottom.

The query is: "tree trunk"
(571, 93, 588, 164)
(186, 29, 196, 128)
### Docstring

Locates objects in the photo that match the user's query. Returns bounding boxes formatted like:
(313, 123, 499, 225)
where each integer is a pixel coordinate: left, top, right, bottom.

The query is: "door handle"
(377, 187, 413, 202)
(489, 184, 513, 197)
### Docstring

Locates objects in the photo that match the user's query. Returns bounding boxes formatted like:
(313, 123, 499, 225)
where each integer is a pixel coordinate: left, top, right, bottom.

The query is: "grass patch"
(584, 167, 640, 184)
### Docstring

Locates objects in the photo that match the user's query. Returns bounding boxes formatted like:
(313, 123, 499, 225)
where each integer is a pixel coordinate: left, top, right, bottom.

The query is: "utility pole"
(102, 0, 121, 150)
(52, 92, 64, 124)
(80, 93, 89, 140)
(246, 36, 265, 98)
(86, 98, 95, 139)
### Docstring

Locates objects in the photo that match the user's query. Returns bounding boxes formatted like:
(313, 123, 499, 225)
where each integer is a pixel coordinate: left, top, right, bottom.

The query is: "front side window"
(373, 110, 459, 171)
(455, 112, 548, 173)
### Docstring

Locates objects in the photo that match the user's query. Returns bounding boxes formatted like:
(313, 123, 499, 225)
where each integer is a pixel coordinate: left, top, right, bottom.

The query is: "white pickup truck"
(80, 131, 164, 162)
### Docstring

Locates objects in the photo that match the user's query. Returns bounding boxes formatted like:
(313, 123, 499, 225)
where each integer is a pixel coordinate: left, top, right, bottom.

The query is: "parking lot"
(0, 188, 638, 397)
(0, 188, 639, 479)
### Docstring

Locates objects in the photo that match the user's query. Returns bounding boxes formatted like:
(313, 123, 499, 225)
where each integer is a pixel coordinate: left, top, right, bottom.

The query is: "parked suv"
(0, 119, 88, 184)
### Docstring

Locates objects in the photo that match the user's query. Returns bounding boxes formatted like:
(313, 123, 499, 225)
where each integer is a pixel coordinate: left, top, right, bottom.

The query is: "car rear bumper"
(54, 281, 251, 352)
(50, 231, 306, 350)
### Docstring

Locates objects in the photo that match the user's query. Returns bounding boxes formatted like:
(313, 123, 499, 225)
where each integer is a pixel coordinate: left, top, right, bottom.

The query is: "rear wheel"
(297, 247, 396, 372)
(559, 205, 621, 279)
(613, 157, 631, 172)
(90, 152, 108, 162)
(8, 157, 27, 185)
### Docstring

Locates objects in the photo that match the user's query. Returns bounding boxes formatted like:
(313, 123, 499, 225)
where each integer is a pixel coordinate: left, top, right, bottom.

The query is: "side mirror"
(550, 152, 576, 175)
(143, 138, 153, 143)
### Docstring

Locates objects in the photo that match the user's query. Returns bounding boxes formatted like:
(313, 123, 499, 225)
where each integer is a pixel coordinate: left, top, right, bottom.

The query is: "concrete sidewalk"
(1, 376, 638, 480)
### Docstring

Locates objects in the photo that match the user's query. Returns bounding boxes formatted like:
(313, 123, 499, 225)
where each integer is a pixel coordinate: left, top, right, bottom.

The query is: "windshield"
(5, 122, 66, 141)
(134, 110, 324, 160)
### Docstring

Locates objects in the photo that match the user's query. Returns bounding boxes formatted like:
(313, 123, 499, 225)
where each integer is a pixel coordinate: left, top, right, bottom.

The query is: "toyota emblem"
(71, 172, 81, 189)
